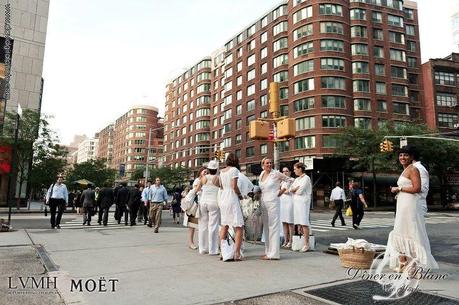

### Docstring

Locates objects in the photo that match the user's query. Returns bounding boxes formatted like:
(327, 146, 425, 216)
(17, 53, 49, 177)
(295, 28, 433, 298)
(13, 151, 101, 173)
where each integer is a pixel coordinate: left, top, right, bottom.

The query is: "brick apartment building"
(422, 53, 459, 131)
(107, 105, 163, 179)
(97, 124, 114, 166)
(164, 0, 423, 175)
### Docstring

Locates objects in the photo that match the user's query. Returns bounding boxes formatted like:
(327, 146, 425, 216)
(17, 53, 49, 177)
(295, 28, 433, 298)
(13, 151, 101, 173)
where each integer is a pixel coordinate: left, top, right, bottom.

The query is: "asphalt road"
(3, 210, 458, 265)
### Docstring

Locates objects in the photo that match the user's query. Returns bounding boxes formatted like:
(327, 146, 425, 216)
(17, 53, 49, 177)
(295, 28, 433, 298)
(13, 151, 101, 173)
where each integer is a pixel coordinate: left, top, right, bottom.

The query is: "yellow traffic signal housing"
(249, 120, 270, 140)
(214, 150, 221, 159)
(219, 150, 225, 161)
(277, 118, 296, 139)
(380, 141, 385, 152)
(379, 139, 394, 152)
(386, 140, 393, 152)
(269, 82, 280, 115)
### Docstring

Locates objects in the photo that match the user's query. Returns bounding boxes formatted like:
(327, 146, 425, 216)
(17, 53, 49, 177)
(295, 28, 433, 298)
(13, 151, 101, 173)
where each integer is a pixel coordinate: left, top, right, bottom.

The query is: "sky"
(41, 0, 459, 145)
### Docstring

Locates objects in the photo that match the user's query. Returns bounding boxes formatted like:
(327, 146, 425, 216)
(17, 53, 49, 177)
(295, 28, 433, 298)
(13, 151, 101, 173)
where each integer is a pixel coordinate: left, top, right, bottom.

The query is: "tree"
(65, 159, 116, 188)
(132, 166, 191, 191)
(335, 123, 459, 206)
(1, 109, 46, 205)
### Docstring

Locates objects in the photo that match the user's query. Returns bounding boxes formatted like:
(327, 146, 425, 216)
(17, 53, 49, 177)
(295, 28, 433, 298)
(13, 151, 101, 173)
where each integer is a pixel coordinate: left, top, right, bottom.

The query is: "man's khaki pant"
(149, 202, 163, 230)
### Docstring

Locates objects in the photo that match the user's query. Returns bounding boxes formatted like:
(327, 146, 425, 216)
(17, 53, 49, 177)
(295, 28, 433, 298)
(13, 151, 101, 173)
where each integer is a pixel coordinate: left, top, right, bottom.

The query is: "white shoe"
(299, 245, 310, 253)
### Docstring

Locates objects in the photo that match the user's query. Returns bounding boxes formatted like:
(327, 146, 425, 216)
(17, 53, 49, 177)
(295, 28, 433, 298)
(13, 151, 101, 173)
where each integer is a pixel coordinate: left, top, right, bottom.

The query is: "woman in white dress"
(184, 167, 207, 250)
(279, 167, 294, 249)
(197, 160, 221, 255)
(291, 162, 312, 252)
(385, 146, 438, 271)
(259, 158, 293, 260)
(219, 153, 244, 261)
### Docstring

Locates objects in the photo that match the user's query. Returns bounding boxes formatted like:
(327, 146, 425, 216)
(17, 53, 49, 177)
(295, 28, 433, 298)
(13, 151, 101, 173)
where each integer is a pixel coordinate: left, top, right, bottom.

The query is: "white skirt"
(280, 194, 294, 224)
(293, 194, 310, 226)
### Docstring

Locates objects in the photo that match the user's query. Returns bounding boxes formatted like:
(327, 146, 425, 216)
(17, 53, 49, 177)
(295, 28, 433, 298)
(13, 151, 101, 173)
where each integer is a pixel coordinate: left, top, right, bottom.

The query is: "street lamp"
(145, 126, 164, 181)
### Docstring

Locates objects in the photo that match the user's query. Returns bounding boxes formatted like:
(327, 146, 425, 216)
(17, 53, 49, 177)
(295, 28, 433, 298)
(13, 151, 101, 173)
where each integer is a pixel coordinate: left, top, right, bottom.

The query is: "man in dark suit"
(80, 185, 96, 226)
(97, 182, 115, 226)
(128, 184, 142, 226)
(115, 182, 129, 225)
(113, 183, 122, 221)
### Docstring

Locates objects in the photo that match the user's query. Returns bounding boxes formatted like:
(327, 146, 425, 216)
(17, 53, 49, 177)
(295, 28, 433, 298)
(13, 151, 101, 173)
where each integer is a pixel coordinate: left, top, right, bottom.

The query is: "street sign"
(400, 137, 408, 148)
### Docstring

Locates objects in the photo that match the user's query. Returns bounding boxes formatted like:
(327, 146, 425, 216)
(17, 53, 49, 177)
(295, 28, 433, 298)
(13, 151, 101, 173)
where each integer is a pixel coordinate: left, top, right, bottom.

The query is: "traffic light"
(269, 82, 279, 115)
(214, 150, 225, 161)
(379, 139, 394, 152)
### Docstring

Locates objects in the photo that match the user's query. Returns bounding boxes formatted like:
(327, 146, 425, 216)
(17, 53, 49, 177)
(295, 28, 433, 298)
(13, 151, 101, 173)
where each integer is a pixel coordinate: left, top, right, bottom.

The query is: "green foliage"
(29, 144, 68, 191)
(133, 166, 191, 190)
(65, 159, 116, 188)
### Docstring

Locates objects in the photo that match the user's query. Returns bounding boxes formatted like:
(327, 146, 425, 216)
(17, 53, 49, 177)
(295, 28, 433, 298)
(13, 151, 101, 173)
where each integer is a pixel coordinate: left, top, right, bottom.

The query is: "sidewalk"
(1, 214, 458, 305)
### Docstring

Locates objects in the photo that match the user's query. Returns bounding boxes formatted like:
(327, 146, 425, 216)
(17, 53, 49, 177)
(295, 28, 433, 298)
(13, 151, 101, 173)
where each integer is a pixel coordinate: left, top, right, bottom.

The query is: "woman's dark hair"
(294, 162, 306, 173)
(196, 167, 207, 178)
(352, 182, 360, 189)
(398, 145, 419, 160)
(208, 168, 218, 175)
(226, 152, 239, 168)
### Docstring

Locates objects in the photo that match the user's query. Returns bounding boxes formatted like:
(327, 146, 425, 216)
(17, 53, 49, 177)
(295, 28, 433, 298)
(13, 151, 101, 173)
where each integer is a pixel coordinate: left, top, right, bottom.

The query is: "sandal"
(299, 245, 310, 253)
(284, 242, 292, 249)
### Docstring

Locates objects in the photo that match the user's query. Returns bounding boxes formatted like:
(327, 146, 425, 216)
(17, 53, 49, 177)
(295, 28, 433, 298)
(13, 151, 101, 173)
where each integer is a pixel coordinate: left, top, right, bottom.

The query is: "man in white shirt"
(46, 176, 69, 229)
(411, 147, 429, 215)
(330, 181, 346, 227)
(140, 180, 151, 225)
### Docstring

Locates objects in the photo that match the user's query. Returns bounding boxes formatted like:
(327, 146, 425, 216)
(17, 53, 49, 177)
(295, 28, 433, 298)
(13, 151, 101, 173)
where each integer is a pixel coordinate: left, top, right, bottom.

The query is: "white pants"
(261, 199, 280, 259)
(198, 201, 220, 255)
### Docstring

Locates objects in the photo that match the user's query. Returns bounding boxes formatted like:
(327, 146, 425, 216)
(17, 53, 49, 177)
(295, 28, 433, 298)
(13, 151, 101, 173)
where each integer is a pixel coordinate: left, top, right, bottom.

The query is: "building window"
(261, 62, 267, 74)
(435, 71, 455, 86)
(351, 44, 368, 56)
(294, 136, 315, 149)
(392, 84, 408, 97)
(350, 8, 366, 20)
(261, 79, 268, 90)
(246, 147, 255, 157)
(247, 84, 255, 96)
(373, 29, 384, 40)
(404, 8, 414, 19)
(389, 31, 405, 44)
(279, 141, 289, 152)
(407, 40, 416, 52)
(390, 49, 406, 61)
(236, 104, 242, 115)
(320, 39, 344, 52)
(247, 69, 255, 81)
(373, 46, 384, 58)
(294, 42, 314, 58)
(354, 118, 372, 129)
(323, 135, 339, 148)
(377, 100, 387, 112)
(273, 54, 288, 68)
(248, 54, 256, 66)
(375, 64, 385, 76)
(436, 93, 457, 107)
(376, 82, 386, 95)
(352, 61, 369, 74)
(321, 77, 345, 90)
(372, 11, 382, 23)
(280, 88, 288, 99)
(261, 32, 268, 44)
(388, 14, 404, 27)
(294, 78, 315, 94)
(351, 26, 367, 38)
(320, 58, 344, 71)
(273, 21, 288, 36)
(293, 24, 313, 41)
(391, 66, 407, 79)
(247, 99, 255, 111)
(406, 25, 415, 36)
(438, 113, 458, 128)
(273, 37, 288, 52)
(322, 96, 345, 108)
(294, 97, 315, 111)
(273, 70, 288, 82)
(354, 99, 371, 111)
(293, 60, 314, 76)
(407, 57, 417, 68)
(319, 4, 343, 16)
(353, 80, 370, 92)
(322, 115, 346, 128)
(260, 144, 268, 155)
(393, 102, 409, 115)
(293, 6, 313, 23)
(260, 94, 268, 106)
(260, 110, 268, 118)
(320, 22, 344, 34)
(280, 105, 289, 116)
(296, 116, 315, 131)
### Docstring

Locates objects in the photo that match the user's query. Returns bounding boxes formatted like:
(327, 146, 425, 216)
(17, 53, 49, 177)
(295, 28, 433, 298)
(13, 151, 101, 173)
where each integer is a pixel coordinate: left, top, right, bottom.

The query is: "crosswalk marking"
(59, 217, 143, 230)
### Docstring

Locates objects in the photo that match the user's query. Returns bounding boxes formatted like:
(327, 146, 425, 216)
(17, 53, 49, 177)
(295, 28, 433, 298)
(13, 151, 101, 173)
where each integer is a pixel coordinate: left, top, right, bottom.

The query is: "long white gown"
(198, 174, 220, 255)
(280, 181, 294, 224)
(259, 170, 290, 259)
(292, 174, 312, 226)
(384, 174, 439, 269)
(219, 167, 244, 227)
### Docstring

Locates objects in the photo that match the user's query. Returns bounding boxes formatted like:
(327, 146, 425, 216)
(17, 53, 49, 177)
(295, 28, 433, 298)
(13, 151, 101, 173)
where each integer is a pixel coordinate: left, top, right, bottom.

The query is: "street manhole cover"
(306, 280, 459, 305)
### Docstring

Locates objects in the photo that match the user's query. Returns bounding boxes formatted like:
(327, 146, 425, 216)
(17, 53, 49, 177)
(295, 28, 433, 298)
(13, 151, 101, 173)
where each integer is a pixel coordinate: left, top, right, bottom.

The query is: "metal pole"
(7, 113, 20, 224)
(145, 128, 152, 181)
(273, 122, 280, 170)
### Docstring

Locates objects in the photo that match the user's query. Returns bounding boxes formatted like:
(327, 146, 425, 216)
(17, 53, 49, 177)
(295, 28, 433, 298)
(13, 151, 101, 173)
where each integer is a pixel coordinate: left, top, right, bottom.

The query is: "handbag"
(221, 233, 235, 261)
(181, 189, 197, 214)
(292, 234, 316, 251)
(45, 183, 55, 206)
(345, 206, 353, 217)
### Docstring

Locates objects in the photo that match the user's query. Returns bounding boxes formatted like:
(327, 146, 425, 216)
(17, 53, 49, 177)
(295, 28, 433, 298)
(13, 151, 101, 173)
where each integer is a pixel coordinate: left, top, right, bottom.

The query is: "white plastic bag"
(220, 238, 235, 261)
